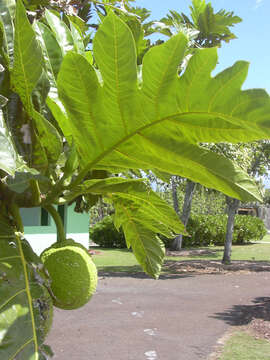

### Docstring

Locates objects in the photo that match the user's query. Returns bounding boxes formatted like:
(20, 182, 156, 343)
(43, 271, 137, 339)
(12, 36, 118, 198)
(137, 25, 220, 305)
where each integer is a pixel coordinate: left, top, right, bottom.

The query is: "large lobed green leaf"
(44, 10, 270, 277)
(56, 12, 270, 203)
(64, 177, 184, 277)
(52, 11, 270, 276)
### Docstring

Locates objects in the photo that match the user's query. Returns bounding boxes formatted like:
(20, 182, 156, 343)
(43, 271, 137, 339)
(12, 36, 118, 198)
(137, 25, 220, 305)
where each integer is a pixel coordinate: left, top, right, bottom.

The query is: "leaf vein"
(71, 56, 104, 151)
(0, 288, 26, 311)
(10, 337, 34, 360)
(208, 66, 247, 111)
(16, 235, 39, 356)
(117, 202, 156, 273)
(112, 16, 128, 135)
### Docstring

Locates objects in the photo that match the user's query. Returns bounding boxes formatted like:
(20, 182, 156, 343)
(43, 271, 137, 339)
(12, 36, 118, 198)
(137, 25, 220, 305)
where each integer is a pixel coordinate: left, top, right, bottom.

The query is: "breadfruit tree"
(1, 0, 270, 358)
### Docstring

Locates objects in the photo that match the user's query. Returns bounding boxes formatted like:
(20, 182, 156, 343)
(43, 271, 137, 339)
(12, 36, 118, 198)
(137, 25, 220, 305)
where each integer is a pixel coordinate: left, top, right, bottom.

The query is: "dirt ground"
(46, 262, 270, 360)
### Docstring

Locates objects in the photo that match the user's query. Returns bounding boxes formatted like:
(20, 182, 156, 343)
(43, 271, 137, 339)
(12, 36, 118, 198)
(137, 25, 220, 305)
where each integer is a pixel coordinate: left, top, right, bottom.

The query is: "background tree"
(213, 141, 270, 264)
(264, 188, 270, 205)
(157, 0, 241, 46)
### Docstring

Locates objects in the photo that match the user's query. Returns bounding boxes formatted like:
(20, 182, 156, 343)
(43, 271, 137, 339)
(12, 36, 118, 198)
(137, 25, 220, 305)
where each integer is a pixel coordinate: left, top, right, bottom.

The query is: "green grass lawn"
(168, 243, 270, 262)
(260, 234, 270, 242)
(91, 242, 270, 273)
(219, 332, 270, 360)
(91, 248, 141, 273)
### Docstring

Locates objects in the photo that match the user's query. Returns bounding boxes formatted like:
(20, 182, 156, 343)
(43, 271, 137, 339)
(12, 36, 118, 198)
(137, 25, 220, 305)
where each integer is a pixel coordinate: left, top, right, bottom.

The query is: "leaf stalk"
(43, 204, 66, 243)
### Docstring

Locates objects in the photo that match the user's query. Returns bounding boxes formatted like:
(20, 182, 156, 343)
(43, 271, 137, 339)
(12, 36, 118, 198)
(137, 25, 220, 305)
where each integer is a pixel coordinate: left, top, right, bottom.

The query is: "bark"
(171, 180, 197, 251)
(181, 180, 197, 226)
(222, 197, 240, 264)
(171, 176, 180, 216)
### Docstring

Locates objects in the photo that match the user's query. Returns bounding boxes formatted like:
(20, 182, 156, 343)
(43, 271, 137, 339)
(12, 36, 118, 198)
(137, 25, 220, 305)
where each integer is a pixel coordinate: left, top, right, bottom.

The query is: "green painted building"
(20, 204, 90, 255)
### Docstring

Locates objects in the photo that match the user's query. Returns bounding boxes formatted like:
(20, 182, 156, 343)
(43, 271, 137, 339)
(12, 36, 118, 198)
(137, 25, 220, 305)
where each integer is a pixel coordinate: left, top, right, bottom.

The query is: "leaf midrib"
(112, 15, 128, 136)
(71, 109, 258, 187)
(115, 136, 257, 200)
(153, 34, 186, 118)
(185, 52, 213, 112)
(16, 22, 31, 113)
(208, 64, 248, 112)
(112, 191, 183, 231)
(10, 337, 34, 360)
(17, 236, 38, 359)
(117, 202, 157, 275)
(35, 23, 57, 88)
(70, 55, 104, 152)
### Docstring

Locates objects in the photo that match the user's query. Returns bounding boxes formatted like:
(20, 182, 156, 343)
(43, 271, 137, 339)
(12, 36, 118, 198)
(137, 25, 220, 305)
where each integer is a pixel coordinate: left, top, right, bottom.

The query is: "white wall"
(24, 233, 89, 255)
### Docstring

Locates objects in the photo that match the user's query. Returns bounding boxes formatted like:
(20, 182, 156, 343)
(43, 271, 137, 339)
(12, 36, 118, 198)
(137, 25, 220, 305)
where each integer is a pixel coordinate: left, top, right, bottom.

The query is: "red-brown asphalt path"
(47, 272, 270, 360)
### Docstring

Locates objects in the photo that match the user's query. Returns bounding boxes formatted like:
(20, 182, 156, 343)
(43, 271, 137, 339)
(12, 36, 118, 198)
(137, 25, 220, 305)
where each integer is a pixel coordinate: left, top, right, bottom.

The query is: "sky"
(134, 0, 270, 94)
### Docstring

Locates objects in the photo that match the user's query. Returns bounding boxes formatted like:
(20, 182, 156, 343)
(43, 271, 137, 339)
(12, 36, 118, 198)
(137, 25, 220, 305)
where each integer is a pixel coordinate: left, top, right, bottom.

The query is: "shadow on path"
(98, 266, 194, 280)
(163, 260, 270, 275)
(212, 296, 270, 326)
(98, 260, 270, 279)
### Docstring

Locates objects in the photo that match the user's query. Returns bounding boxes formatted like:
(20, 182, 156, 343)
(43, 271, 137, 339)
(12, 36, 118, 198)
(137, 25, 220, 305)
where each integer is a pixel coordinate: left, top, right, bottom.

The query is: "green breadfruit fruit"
(40, 239, 98, 310)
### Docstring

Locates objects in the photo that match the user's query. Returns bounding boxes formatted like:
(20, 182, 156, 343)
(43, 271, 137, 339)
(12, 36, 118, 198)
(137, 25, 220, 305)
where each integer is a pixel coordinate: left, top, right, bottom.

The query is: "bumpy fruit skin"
(40, 239, 98, 310)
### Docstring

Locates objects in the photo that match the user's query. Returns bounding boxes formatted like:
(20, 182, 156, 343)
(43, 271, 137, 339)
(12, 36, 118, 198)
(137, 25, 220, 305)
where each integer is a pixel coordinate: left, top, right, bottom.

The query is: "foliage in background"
(89, 198, 114, 225)
(157, 0, 241, 46)
(164, 182, 227, 216)
(264, 188, 270, 205)
(206, 141, 270, 177)
(190, 187, 227, 215)
(233, 215, 267, 244)
(161, 214, 267, 248)
(91, 212, 267, 250)
(90, 215, 126, 248)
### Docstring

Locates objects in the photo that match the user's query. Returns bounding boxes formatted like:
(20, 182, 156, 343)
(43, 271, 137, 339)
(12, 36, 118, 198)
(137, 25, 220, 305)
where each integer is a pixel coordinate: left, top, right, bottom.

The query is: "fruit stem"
(45, 176, 67, 204)
(29, 179, 41, 206)
(43, 204, 66, 243)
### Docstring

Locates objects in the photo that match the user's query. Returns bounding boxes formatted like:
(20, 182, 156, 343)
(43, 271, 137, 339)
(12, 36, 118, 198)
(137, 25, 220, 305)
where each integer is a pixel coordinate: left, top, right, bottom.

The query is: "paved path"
(47, 272, 270, 360)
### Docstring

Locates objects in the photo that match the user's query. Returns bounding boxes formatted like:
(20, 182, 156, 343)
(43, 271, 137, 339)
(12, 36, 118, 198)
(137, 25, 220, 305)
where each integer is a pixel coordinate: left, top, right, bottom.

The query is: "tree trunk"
(181, 180, 197, 225)
(171, 180, 196, 251)
(171, 176, 180, 216)
(222, 197, 240, 264)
